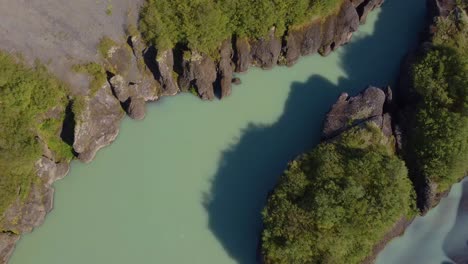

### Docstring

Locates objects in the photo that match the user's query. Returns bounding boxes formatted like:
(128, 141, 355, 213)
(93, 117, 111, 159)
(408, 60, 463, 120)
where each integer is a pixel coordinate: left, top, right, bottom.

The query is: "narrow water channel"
(10, 0, 427, 263)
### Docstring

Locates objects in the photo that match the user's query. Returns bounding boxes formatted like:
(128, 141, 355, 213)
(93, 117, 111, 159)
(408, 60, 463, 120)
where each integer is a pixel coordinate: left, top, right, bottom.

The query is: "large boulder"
(126, 97, 146, 120)
(73, 83, 125, 163)
(322, 86, 387, 139)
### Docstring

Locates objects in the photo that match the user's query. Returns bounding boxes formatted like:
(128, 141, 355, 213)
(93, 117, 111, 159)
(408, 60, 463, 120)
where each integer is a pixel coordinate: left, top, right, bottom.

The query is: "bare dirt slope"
(0, 0, 143, 93)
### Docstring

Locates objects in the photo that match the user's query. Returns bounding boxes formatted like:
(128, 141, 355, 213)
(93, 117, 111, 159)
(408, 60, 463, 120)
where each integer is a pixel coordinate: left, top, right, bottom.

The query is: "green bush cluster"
(262, 124, 415, 264)
(0, 52, 72, 215)
(408, 10, 468, 192)
(139, 0, 342, 55)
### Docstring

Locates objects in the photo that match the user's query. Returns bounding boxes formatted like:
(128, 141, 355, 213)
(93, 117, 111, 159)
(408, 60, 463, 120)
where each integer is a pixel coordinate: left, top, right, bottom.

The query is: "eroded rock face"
(155, 49, 179, 96)
(235, 38, 251, 73)
(107, 36, 159, 120)
(285, 21, 322, 65)
(176, 52, 218, 100)
(218, 40, 234, 98)
(0, 233, 19, 264)
(73, 83, 125, 163)
(127, 97, 146, 120)
(322, 86, 387, 139)
(250, 28, 282, 69)
(192, 55, 217, 100)
(320, 0, 360, 56)
(355, 0, 385, 23)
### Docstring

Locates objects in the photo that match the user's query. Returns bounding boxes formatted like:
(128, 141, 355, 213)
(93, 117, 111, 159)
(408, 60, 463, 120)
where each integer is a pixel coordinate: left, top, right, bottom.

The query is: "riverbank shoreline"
(0, 1, 384, 263)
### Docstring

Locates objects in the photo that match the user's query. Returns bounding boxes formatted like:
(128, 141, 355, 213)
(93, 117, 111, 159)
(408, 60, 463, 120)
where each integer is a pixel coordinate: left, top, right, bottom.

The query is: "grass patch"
(98, 36, 117, 59)
(73, 63, 107, 96)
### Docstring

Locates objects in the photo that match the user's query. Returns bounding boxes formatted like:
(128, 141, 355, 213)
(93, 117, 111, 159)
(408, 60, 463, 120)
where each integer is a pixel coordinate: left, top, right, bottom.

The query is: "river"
(10, 0, 431, 263)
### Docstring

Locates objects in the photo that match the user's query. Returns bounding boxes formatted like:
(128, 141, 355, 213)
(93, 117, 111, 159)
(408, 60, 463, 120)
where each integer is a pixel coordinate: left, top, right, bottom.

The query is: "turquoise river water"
(11, 1, 465, 263)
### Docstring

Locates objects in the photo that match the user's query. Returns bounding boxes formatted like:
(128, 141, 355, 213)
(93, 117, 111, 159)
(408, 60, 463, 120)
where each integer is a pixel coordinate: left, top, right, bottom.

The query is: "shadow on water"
(203, 0, 426, 263)
(443, 180, 468, 264)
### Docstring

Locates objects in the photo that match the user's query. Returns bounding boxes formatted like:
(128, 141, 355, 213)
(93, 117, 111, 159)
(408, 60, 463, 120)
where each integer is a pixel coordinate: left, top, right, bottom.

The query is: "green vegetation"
(139, 0, 342, 54)
(407, 9, 468, 192)
(73, 63, 107, 96)
(98, 36, 117, 59)
(262, 124, 415, 264)
(0, 52, 72, 215)
(106, 0, 113, 15)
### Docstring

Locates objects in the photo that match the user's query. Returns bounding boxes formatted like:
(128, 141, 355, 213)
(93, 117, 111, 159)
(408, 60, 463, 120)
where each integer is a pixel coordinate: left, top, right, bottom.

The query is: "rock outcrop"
(155, 49, 179, 96)
(250, 28, 282, 69)
(218, 40, 235, 98)
(322, 86, 410, 264)
(234, 38, 251, 73)
(73, 83, 125, 163)
(322, 86, 393, 140)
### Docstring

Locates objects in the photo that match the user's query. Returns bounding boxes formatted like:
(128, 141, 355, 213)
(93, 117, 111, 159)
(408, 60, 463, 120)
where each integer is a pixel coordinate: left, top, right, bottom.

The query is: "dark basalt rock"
(127, 97, 146, 120)
(235, 38, 251, 73)
(320, 0, 360, 56)
(218, 40, 234, 98)
(155, 49, 179, 96)
(177, 52, 217, 100)
(250, 28, 282, 69)
(192, 54, 217, 100)
(285, 21, 322, 65)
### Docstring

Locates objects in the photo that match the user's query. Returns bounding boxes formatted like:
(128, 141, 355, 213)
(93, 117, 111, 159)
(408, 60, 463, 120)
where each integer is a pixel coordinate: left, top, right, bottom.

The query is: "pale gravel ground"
(0, 0, 144, 93)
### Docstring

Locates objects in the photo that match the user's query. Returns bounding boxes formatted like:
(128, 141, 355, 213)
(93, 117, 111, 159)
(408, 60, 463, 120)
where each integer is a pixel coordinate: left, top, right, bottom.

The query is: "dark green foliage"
(0, 52, 71, 214)
(262, 124, 415, 264)
(139, 0, 342, 54)
(408, 10, 468, 192)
